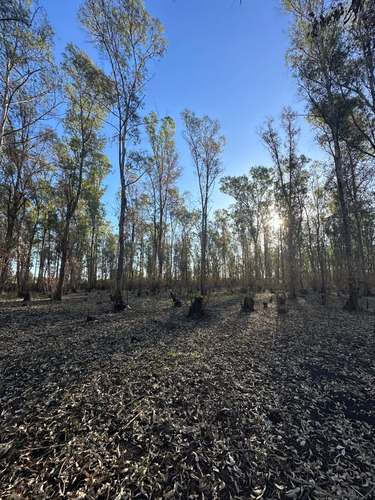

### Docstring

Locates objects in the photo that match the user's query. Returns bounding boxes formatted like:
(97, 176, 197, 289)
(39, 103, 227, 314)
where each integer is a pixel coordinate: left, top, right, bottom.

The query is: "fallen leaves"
(0, 290, 374, 498)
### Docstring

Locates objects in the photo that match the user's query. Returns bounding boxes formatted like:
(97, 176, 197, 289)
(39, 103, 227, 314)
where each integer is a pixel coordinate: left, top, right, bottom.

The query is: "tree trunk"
(333, 134, 360, 310)
(114, 141, 127, 311)
(188, 296, 204, 317)
(0, 209, 18, 294)
(242, 296, 255, 312)
(0, 69, 10, 161)
(18, 217, 38, 297)
(200, 211, 207, 296)
(37, 227, 47, 290)
(53, 218, 71, 301)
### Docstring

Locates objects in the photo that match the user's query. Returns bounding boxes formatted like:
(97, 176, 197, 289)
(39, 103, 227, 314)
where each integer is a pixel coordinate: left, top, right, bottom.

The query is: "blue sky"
(39, 0, 319, 221)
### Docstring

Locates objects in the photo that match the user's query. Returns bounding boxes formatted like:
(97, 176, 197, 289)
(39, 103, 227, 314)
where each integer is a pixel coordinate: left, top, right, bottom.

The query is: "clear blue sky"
(39, 0, 319, 221)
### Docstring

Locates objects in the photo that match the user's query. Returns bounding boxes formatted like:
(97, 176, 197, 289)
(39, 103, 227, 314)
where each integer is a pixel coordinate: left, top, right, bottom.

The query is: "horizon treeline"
(0, 0, 374, 311)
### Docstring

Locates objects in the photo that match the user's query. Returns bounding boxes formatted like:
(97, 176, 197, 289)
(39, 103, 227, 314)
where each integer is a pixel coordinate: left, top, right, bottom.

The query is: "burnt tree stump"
(188, 296, 204, 317)
(242, 296, 255, 312)
(170, 291, 182, 307)
(277, 295, 286, 307)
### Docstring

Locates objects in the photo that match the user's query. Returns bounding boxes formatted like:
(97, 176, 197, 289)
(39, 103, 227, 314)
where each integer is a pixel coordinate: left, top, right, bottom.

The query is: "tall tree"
(79, 0, 167, 311)
(172, 203, 199, 289)
(0, 0, 58, 293)
(144, 111, 180, 287)
(0, 105, 53, 293)
(303, 162, 330, 293)
(282, 0, 362, 309)
(221, 166, 274, 288)
(0, 0, 58, 161)
(260, 109, 309, 298)
(53, 45, 109, 301)
(83, 149, 111, 291)
(181, 109, 225, 295)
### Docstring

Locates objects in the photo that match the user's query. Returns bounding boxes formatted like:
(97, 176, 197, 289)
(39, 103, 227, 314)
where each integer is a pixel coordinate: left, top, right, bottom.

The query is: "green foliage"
(78, 0, 167, 141)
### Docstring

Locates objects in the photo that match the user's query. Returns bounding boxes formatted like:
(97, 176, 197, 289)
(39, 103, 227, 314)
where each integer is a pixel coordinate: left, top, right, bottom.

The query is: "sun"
(269, 212, 284, 231)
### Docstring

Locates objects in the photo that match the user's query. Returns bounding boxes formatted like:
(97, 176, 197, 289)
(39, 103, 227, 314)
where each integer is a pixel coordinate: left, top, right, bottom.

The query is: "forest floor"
(0, 289, 375, 500)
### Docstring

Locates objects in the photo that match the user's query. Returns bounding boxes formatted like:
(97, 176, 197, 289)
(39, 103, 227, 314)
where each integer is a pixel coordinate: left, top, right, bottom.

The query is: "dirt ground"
(0, 289, 374, 499)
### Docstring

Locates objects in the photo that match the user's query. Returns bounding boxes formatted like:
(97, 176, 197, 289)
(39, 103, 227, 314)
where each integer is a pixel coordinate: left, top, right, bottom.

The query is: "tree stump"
(277, 295, 286, 307)
(188, 296, 204, 317)
(170, 291, 182, 307)
(242, 296, 255, 312)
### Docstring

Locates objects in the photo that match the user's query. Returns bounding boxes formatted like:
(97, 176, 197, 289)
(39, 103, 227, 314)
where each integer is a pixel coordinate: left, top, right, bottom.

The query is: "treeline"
(0, 0, 374, 311)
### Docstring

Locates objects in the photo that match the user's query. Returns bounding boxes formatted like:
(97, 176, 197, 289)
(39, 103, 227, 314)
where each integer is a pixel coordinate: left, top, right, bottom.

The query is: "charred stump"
(343, 290, 361, 312)
(170, 291, 182, 307)
(21, 291, 30, 302)
(242, 296, 255, 312)
(111, 290, 126, 312)
(276, 294, 288, 314)
(188, 296, 204, 317)
(277, 295, 286, 307)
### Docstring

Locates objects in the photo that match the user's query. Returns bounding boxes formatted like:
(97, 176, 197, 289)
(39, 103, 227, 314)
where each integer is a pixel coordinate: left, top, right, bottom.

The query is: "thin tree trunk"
(19, 216, 38, 296)
(53, 217, 71, 301)
(37, 227, 47, 289)
(0, 210, 18, 294)
(114, 134, 127, 311)
(200, 204, 208, 296)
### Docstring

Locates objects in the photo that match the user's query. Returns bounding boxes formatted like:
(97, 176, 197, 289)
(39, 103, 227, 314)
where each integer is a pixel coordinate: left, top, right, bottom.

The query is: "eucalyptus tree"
(0, 104, 54, 294)
(260, 109, 309, 298)
(0, 0, 58, 161)
(0, 0, 58, 293)
(144, 111, 180, 287)
(282, 0, 362, 309)
(53, 45, 110, 301)
(335, 1, 375, 160)
(15, 201, 40, 296)
(221, 166, 274, 288)
(35, 169, 59, 291)
(99, 224, 118, 282)
(172, 204, 200, 289)
(181, 109, 225, 295)
(83, 161, 111, 291)
(207, 209, 233, 284)
(303, 162, 330, 293)
(79, 0, 167, 311)
(0, 0, 30, 25)
(122, 179, 149, 289)
(341, 146, 375, 295)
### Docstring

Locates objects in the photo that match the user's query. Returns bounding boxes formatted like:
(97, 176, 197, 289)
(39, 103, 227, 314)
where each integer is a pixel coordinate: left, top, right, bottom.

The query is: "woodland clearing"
(0, 290, 374, 499)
